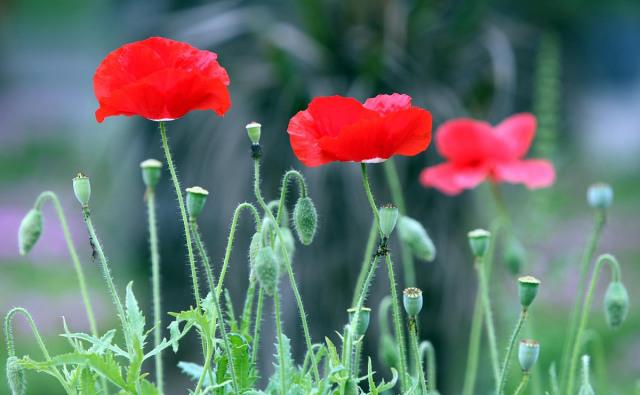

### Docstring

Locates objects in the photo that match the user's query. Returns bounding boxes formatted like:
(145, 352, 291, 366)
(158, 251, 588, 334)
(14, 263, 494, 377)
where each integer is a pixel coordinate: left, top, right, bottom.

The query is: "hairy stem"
(273, 289, 287, 395)
(512, 373, 530, 395)
(419, 341, 437, 392)
(475, 256, 500, 390)
(252, 287, 265, 364)
(498, 309, 528, 395)
(386, 253, 410, 392)
(352, 220, 378, 307)
(241, 279, 257, 335)
(409, 318, 428, 394)
(275, 169, 307, 225)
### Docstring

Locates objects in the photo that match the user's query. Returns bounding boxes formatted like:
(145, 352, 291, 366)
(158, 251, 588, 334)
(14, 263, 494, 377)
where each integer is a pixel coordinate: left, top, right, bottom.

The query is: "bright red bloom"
(287, 94, 432, 167)
(94, 37, 231, 123)
(420, 113, 555, 195)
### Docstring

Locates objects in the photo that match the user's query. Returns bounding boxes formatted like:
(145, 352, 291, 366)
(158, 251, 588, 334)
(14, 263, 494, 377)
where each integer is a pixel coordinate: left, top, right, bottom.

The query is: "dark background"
(1, 0, 639, 394)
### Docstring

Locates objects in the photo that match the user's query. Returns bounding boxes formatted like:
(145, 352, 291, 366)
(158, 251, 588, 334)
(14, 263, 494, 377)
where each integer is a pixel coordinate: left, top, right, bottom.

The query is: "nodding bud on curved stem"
(518, 340, 540, 372)
(587, 183, 613, 210)
(140, 159, 162, 188)
(403, 287, 423, 316)
(378, 204, 399, 238)
(72, 173, 91, 206)
(6, 356, 27, 395)
(18, 209, 43, 256)
(254, 246, 279, 296)
(397, 216, 436, 262)
(468, 229, 490, 258)
(186, 186, 209, 221)
(604, 281, 629, 329)
(518, 276, 540, 309)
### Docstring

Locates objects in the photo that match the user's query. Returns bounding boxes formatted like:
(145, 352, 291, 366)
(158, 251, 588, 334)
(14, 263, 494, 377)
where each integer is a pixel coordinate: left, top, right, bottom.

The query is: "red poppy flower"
(420, 113, 555, 195)
(94, 37, 231, 123)
(287, 94, 432, 167)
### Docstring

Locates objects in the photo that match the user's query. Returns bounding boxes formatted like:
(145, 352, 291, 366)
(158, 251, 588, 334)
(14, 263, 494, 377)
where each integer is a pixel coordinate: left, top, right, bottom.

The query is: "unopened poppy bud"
(468, 229, 490, 258)
(347, 306, 371, 337)
(254, 246, 279, 296)
(587, 183, 613, 209)
(248, 232, 261, 281)
(274, 227, 296, 274)
(518, 339, 540, 372)
(505, 236, 527, 275)
(72, 173, 91, 206)
(246, 121, 262, 145)
(140, 159, 162, 188)
(6, 356, 27, 395)
(379, 334, 400, 369)
(379, 204, 399, 238)
(604, 281, 629, 329)
(518, 276, 541, 309)
(293, 197, 317, 245)
(397, 216, 436, 262)
(403, 287, 423, 316)
(18, 209, 43, 255)
(186, 186, 209, 220)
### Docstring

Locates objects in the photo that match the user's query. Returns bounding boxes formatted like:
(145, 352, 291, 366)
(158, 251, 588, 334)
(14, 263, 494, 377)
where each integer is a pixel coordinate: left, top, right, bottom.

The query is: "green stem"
(353, 341, 363, 376)
(583, 329, 607, 392)
(383, 159, 416, 287)
(475, 257, 500, 390)
(191, 222, 215, 293)
(560, 210, 605, 385)
(386, 253, 410, 392)
(566, 254, 621, 395)
(352, 220, 378, 307)
(273, 289, 287, 395)
(252, 287, 265, 364)
(275, 170, 307, 225)
(419, 341, 437, 392)
(241, 279, 257, 335)
(409, 318, 428, 395)
(498, 309, 528, 395)
(159, 121, 201, 309)
(512, 373, 530, 395)
(360, 163, 381, 235)
(252, 158, 321, 383)
(144, 187, 164, 394)
(34, 192, 98, 337)
(193, 342, 214, 394)
(462, 287, 483, 395)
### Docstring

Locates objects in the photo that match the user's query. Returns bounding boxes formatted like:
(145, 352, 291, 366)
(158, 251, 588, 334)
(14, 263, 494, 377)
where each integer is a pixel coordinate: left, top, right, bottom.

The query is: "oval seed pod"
(518, 276, 541, 309)
(72, 173, 91, 206)
(468, 229, 490, 258)
(378, 204, 399, 238)
(185, 186, 209, 220)
(6, 356, 27, 395)
(604, 281, 629, 329)
(397, 216, 436, 262)
(140, 159, 162, 188)
(587, 183, 613, 210)
(274, 227, 296, 274)
(254, 246, 279, 296)
(403, 287, 423, 316)
(18, 209, 43, 256)
(293, 196, 317, 245)
(504, 236, 527, 275)
(518, 339, 540, 372)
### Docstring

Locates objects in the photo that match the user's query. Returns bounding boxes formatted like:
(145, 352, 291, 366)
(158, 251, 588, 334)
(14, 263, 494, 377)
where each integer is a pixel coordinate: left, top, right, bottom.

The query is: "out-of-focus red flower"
(420, 113, 555, 195)
(94, 37, 231, 123)
(287, 94, 432, 167)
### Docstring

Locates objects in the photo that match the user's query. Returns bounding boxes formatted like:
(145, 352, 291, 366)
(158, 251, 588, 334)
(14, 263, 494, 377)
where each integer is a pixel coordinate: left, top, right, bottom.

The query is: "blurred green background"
(1, 0, 639, 394)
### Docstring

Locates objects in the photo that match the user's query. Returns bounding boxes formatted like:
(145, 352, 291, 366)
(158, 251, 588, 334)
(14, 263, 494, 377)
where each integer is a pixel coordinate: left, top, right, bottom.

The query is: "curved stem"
(35, 192, 98, 337)
(512, 373, 530, 395)
(275, 170, 308, 225)
(273, 289, 287, 395)
(144, 187, 164, 394)
(475, 257, 500, 390)
(253, 158, 321, 383)
(352, 220, 378, 307)
(251, 287, 265, 364)
(560, 210, 605, 386)
(419, 341, 437, 392)
(385, 253, 410, 392)
(215, 202, 261, 299)
(409, 318, 428, 395)
(498, 309, 528, 395)
(159, 121, 201, 309)
(566, 254, 621, 394)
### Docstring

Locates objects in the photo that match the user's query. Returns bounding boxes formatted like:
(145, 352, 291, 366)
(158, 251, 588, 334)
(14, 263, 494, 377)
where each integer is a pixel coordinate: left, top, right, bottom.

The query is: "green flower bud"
(379, 334, 400, 369)
(186, 186, 209, 220)
(140, 159, 162, 188)
(274, 227, 296, 274)
(518, 276, 541, 309)
(293, 197, 317, 245)
(504, 236, 527, 275)
(246, 121, 262, 145)
(604, 281, 629, 329)
(344, 377, 358, 395)
(468, 229, 490, 258)
(72, 173, 91, 206)
(518, 339, 540, 372)
(378, 204, 399, 238)
(6, 356, 27, 395)
(403, 287, 423, 316)
(587, 183, 613, 209)
(18, 209, 43, 256)
(397, 216, 436, 262)
(248, 232, 261, 281)
(347, 306, 371, 337)
(254, 246, 279, 296)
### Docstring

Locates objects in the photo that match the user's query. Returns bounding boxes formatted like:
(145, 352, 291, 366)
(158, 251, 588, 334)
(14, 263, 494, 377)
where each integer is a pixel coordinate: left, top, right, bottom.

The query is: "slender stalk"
(385, 253, 410, 392)
(352, 220, 378, 307)
(193, 342, 214, 394)
(560, 210, 605, 385)
(158, 121, 201, 309)
(419, 341, 437, 393)
(584, 329, 607, 392)
(360, 163, 381, 234)
(252, 287, 265, 364)
(383, 159, 416, 287)
(353, 340, 363, 376)
(475, 256, 500, 390)
(144, 187, 164, 394)
(252, 158, 321, 383)
(409, 318, 428, 395)
(462, 290, 483, 395)
(273, 289, 287, 395)
(566, 254, 621, 395)
(549, 363, 560, 395)
(241, 279, 257, 334)
(512, 373, 530, 395)
(498, 309, 528, 395)
(191, 222, 215, 292)
(275, 169, 307, 225)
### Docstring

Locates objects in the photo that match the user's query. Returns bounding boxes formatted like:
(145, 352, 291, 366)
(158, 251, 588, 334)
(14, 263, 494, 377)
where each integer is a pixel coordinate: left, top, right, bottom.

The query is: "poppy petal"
(435, 119, 501, 164)
(492, 159, 555, 189)
(363, 93, 412, 114)
(420, 163, 488, 195)
(493, 113, 536, 159)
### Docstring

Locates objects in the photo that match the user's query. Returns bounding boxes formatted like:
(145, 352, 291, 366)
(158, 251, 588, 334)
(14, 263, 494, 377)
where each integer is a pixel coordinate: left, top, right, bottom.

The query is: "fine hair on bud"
(254, 246, 279, 295)
(274, 227, 296, 274)
(397, 216, 436, 262)
(378, 204, 399, 238)
(604, 281, 629, 329)
(6, 356, 27, 395)
(293, 196, 317, 245)
(18, 208, 43, 255)
(248, 232, 262, 281)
